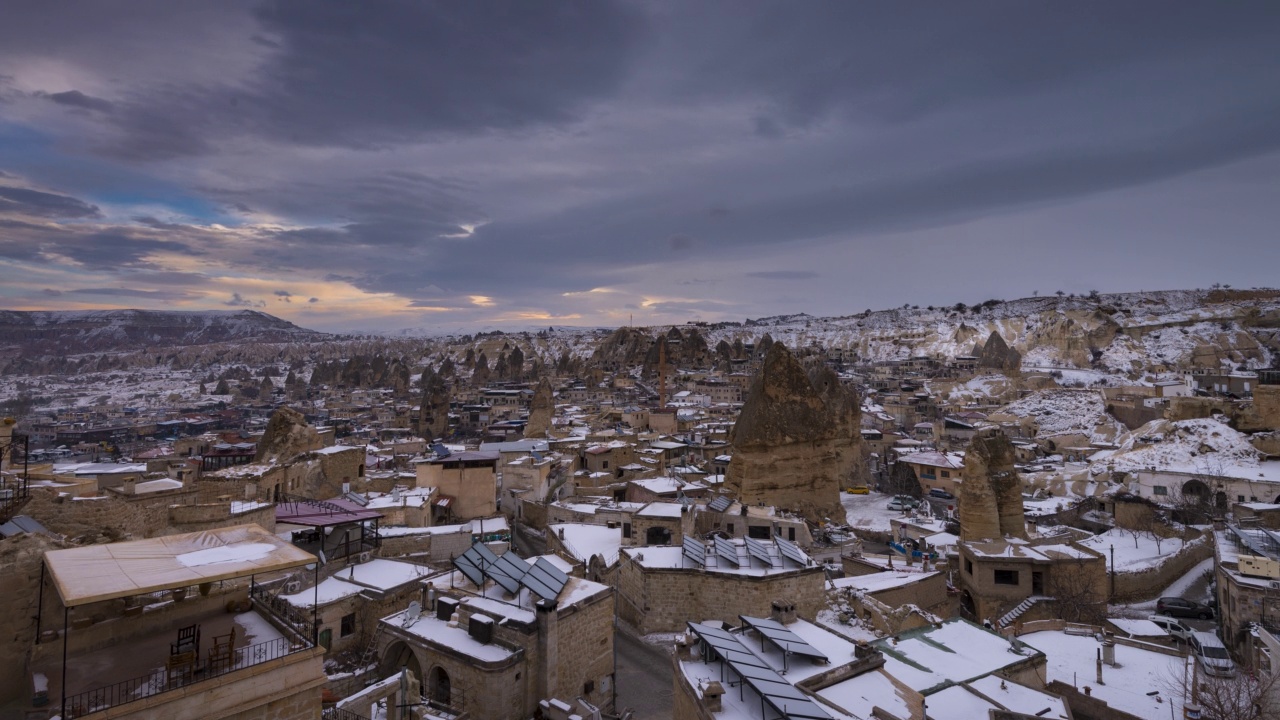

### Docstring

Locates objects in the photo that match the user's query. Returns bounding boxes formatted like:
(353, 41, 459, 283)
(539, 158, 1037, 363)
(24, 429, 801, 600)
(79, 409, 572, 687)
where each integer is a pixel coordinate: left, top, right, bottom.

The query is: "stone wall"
(1046, 680, 1146, 720)
(23, 487, 171, 541)
(616, 556, 825, 634)
(66, 647, 324, 720)
(0, 533, 63, 705)
(1111, 534, 1213, 602)
(549, 589, 615, 711)
(168, 502, 276, 534)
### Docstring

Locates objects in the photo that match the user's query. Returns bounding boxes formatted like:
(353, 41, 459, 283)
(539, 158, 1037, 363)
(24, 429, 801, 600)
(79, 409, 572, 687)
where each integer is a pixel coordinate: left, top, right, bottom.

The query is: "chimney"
(702, 681, 725, 712)
(122, 477, 137, 495)
(770, 599, 797, 625)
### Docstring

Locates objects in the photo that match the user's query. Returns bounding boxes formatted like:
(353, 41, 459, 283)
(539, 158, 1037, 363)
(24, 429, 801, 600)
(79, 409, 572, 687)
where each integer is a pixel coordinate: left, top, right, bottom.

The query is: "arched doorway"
(429, 666, 451, 705)
(381, 641, 422, 681)
(1181, 479, 1210, 503)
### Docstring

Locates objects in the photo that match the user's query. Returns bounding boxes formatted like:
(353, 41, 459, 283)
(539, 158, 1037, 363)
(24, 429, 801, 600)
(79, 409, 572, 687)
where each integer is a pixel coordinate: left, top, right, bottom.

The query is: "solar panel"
(775, 536, 810, 568)
(522, 556, 569, 602)
(685, 622, 832, 720)
(713, 536, 741, 567)
(682, 536, 706, 567)
(739, 615, 830, 662)
(707, 495, 733, 513)
(744, 536, 777, 568)
(452, 546, 486, 588)
(488, 552, 531, 594)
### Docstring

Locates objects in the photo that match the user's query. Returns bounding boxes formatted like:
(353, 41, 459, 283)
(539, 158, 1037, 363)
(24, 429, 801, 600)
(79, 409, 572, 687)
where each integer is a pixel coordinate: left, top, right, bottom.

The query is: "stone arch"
(380, 640, 422, 681)
(1181, 479, 1210, 503)
(646, 526, 672, 546)
(428, 665, 451, 705)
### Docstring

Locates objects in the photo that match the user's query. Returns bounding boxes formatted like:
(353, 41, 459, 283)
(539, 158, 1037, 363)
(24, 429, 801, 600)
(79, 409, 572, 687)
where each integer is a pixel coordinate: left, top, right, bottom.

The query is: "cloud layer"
(2, 2, 1279, 331)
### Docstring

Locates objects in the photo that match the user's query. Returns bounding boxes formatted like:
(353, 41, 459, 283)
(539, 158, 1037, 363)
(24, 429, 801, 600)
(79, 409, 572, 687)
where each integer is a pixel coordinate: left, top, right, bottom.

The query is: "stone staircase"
(997, 595, 1052, 628)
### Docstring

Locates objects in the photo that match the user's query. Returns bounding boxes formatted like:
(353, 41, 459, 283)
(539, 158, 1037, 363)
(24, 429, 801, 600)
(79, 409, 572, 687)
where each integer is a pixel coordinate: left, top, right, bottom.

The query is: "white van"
(1190, 631, 1237, 678)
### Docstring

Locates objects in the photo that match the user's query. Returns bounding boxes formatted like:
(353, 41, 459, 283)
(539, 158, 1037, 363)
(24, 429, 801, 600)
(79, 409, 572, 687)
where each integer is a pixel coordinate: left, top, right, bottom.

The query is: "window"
(965, 559, 973, 575)
(748, 525, 770, 539)
(622, 522, 632, 539)
(994, 569, 1019, 586)
(941, 471, 950, 478)
(583, 680, 595, 695)
(341, 613, 356, 637)
(1153, 486, 1168, 496)
(726, 523, 735, 535)
(788, 527, 796, 542)
(602, 460, 609, 469)
(318, 628, 332, 651)
(1239, 495, 1246, 502)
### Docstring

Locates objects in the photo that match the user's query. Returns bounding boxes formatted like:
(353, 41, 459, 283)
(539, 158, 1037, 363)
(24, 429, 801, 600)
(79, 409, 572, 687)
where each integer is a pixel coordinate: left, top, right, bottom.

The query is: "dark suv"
(1156, 596, 1215, 620)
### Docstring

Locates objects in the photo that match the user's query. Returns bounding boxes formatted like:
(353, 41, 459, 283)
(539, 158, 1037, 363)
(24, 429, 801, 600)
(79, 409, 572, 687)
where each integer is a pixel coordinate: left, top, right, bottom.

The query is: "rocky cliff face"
(959, 431, 1026, 541)
(976, 331, 1022, 375)
(417, 369, 450, 440)
(255, 406, 322, 463)
(726, 343, 859, 521)
(524, 378, 554, 438)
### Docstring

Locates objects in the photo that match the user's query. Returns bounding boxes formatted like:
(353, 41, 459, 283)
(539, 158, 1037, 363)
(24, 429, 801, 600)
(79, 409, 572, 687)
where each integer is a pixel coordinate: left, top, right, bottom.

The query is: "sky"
(1, 2, 1279, 333)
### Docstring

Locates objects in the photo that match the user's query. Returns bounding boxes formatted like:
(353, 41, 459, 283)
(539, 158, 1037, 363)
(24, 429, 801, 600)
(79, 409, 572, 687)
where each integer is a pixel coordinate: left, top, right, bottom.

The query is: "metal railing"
(322, 707, 373, 720)
(0, 433, 31, 523)
(62, 635, 312, 718)
(249, 582, 316, 641)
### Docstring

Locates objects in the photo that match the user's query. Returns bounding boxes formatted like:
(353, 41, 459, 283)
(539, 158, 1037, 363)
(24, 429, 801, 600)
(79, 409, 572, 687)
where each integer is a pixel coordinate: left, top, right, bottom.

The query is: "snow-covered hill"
(0, 309, 323, 355)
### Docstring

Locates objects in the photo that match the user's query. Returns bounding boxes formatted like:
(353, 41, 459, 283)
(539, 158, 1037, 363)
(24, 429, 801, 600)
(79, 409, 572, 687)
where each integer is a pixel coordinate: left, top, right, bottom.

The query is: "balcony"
(38, 524, 325, 719)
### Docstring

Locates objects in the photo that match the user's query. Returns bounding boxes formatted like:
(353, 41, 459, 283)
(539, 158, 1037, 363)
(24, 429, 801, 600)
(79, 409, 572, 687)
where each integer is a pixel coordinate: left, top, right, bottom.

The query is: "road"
(614, 628, 674, 720)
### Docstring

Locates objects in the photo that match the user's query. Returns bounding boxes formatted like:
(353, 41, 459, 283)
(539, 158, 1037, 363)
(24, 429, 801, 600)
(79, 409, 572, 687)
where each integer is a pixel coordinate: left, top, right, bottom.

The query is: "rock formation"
(976, 331, 1022, 375)
(418, 368, 450, 440)
(255, 406, 322, 463)
(524, 378, 554, 438)
(726, 343, 859, 521)
(958, 430, 1026, 541)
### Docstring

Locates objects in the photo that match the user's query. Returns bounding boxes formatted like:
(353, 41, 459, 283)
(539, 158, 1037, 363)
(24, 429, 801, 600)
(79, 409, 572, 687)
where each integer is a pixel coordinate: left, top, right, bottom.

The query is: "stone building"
(415, 450, 499, 521)
(615, 537, 825, 634)
(374, 555, 615, 720)
(956, 539, 1106, 624)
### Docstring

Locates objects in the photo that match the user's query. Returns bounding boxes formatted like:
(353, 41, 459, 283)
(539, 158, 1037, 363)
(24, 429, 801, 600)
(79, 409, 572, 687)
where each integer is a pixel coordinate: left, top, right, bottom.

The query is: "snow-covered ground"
(1076, 528, 1189, 572)
(841, 491, 916, 534)
(1020, 630, 1189, 718)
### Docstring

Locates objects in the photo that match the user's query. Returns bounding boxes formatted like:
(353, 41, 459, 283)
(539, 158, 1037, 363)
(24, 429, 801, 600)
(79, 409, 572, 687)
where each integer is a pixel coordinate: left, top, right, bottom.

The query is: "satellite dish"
(402, 600, 422, 628)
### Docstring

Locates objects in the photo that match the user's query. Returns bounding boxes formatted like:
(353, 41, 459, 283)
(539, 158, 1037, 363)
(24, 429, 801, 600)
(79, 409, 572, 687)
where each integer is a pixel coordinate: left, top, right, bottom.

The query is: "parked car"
(1156, 596, 1215, 620)
(887, 496, 920, 511)
(1147, 615, 1194, 644)
(1190, 631, 1237, 677)
(845, 485, 870, 495)
(928, 488, 954, 500)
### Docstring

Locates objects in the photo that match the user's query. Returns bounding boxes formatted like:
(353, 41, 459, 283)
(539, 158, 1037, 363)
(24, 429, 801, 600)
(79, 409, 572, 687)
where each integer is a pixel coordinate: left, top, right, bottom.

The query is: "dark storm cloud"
(45, 90, 114, 113)
(748, 271, 818, 280)
(2, 3, 1280, 326)
(67, 287, 201, 301)
(0, 186, 101, 219)
(245, 0, 645, 146)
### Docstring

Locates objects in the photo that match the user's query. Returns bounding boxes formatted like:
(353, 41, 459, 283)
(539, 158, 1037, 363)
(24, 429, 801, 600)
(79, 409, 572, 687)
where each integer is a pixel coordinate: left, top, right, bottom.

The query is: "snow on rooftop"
(551, 523, 622, 564)
(873, 619, 1039, 693)
(176, 542, 276, 567)
(830, 571, 939, 594)
(1020, 629, 1186, 718)
(1077, 528, 1191, 572)
(383, 610, 517, 662)
(636, 502, 684, 518)
(966, 675, 1069, 719)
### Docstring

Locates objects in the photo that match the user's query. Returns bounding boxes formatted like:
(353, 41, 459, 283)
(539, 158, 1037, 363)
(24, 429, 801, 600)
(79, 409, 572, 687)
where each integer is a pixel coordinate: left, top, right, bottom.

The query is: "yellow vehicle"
(845, 485, 870, 495)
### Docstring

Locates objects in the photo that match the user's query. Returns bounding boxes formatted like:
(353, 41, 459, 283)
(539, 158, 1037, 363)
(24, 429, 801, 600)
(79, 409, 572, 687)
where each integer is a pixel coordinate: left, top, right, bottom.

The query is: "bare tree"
(1164, 662, 1280, 720)
(1048, 559, 1108, 625)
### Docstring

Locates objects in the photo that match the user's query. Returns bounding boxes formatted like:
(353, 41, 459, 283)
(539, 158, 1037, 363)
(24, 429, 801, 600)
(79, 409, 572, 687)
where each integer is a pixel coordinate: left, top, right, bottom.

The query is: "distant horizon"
(7, 285, 1276, 336)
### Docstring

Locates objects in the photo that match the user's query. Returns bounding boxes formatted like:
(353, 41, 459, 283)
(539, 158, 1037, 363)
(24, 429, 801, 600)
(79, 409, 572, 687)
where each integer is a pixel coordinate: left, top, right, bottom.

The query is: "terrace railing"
(62, 634, 313, 718)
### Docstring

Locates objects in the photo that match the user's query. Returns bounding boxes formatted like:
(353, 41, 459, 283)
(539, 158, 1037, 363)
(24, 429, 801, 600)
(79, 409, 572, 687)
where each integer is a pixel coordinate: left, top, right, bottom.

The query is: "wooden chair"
(166, 649, 197, 684)
(175, 623, 200, 655)
(208, 626, 237, 671)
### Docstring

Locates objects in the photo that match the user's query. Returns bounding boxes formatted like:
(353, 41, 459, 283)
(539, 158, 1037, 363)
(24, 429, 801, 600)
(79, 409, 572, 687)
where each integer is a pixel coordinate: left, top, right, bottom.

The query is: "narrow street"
(613, 628, 674, 720)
